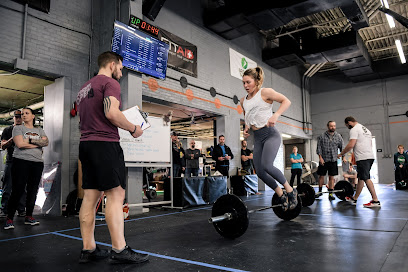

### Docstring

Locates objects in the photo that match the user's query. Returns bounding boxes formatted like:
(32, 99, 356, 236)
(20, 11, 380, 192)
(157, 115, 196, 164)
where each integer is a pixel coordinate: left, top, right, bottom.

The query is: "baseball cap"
(14, 110, 22, 118)
(170, 131, 178, 136)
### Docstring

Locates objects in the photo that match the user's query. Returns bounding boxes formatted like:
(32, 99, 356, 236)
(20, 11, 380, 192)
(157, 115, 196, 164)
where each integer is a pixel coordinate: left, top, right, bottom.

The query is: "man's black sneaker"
(315, 192, 322, 199)
(328, 193, 335, 201)
(287, 188, 298, 210)
(109, 246, 149, 264)
(24, 216, 40, 225)
(0, 209, 6, 218)
(79, 245, 110, 264)
(17, 211, 26, 217)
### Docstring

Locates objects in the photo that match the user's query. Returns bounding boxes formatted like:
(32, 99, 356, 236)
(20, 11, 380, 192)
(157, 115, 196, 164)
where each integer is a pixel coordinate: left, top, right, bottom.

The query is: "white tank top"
(242, 88, 273, 128)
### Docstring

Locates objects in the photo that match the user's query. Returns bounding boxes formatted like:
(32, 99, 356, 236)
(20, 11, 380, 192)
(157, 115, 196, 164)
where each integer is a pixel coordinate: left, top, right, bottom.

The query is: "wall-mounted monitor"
(111, 21, 169, 79)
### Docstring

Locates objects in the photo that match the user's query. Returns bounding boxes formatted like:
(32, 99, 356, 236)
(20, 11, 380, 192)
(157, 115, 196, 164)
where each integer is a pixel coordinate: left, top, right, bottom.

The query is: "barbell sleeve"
(208, 213, 232, 223)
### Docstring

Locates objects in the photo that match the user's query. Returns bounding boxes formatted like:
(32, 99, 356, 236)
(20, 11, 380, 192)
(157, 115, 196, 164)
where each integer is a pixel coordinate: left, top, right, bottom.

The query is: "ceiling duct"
(203, 0, 368, 40)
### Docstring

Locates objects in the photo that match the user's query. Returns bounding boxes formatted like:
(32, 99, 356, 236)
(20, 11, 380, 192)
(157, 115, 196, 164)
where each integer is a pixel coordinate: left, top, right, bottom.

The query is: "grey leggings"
(253, 126, 287, 190)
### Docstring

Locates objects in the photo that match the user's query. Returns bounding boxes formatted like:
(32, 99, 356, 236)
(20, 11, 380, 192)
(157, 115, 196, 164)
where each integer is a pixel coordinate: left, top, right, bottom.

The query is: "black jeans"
(216, 166, 229, 177)
(185, 168, 199, 177)
(1, 160, 26, 212)
(7, 158, 44, 219)
(173, 164, 181, 178)
(395, 165, 408, 182)
(290, 168, 302, 187)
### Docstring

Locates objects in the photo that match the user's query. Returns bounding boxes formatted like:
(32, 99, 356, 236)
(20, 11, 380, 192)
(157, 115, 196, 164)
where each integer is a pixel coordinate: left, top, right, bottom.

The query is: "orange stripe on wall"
(390, 120, 408, 124)
(277, 120, 312, 130)
(142, 79, 311, 131)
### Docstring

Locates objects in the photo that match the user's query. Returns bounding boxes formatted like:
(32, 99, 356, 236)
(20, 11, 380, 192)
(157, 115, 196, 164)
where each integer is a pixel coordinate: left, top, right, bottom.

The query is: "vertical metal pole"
(21, 3, 28, 59)
(170, 130, 174, 207)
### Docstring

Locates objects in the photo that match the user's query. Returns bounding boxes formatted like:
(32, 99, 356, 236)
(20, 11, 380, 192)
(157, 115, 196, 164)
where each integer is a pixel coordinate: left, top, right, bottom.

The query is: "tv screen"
(111, 21, 169, 79)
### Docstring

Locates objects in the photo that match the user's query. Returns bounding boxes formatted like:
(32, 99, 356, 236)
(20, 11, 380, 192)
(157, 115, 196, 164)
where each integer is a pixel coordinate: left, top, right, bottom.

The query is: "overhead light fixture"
(395, 39, 406, 64)
(281, 133, 292, 139)
(380, 0, 395, 28)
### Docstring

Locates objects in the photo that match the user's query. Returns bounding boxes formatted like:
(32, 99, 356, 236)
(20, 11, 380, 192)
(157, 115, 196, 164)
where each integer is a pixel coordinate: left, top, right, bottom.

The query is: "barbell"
(209, 193, 302, 239)
(296, 180, 354, 207)
(208, 180, 354, 239)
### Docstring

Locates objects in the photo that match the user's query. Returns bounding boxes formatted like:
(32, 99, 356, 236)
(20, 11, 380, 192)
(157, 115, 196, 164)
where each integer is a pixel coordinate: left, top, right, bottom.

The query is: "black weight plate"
(296, 183, 315, 207)
(180, 76, 188, 88)
(272, 193, 302, 221)
(334, 180, 354, 200)
(233, 95, 239, 105)
(210, 87, 217, 97)
(211, 194, 249, 239)
(146, 189, 157, 200)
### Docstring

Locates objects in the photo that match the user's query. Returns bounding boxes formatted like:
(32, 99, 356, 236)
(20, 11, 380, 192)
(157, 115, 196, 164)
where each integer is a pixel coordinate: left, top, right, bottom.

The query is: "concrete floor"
(0, 184, 407, 272)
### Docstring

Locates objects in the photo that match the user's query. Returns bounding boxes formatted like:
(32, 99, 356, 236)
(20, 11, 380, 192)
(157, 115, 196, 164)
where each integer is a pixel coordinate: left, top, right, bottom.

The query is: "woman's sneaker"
(345, 196, 357, 205)
(24, 216, 40, 225)
(4, 218, 14, 230)
(363, 200, 381, 208)
(279, 193, 289, 212)
(287, 189, 298, 210)
(109, 245, 149, 264)
(79, 245, 110, 263)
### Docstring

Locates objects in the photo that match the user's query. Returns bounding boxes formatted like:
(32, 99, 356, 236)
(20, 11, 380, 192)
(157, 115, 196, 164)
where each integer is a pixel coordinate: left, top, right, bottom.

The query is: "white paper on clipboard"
(121, 106, 151, 131)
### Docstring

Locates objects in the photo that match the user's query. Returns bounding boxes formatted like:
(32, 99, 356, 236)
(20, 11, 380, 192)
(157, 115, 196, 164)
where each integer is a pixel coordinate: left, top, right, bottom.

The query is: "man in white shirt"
(338, 116, 380, 208)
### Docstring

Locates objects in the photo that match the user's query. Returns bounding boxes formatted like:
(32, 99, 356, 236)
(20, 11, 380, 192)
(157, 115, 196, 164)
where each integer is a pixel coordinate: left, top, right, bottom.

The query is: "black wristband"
(130, 125, 137, 134)
(29, 138, 32, 144)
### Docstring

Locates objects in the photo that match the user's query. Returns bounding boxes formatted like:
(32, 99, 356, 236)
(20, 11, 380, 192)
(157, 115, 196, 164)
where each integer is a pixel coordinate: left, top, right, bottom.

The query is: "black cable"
(166, 75, 233, 99)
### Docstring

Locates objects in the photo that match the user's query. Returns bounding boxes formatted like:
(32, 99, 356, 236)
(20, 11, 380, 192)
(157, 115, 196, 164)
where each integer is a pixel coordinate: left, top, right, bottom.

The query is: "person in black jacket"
(171, 131, 185, 177)
(212, 135, 234, 177)
(185, 140, 201, 177)
(394, 145, 408, 186)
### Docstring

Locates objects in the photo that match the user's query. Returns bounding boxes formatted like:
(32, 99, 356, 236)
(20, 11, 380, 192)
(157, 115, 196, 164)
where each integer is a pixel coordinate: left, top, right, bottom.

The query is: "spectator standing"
(0, 110, 26, 217)
(241, 140, 254, 174)
(394, 145, 408, 187)
(289, 146, 303, 187)
(185, 140, 201, 177)
(212, 135, 234, 177)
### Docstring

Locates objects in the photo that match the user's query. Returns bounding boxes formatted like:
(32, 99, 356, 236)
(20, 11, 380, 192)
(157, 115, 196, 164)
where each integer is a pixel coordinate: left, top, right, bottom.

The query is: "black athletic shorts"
(356, 159, 374, 181)
(79, 141, 126, 191)
(317, 161, 338, 176)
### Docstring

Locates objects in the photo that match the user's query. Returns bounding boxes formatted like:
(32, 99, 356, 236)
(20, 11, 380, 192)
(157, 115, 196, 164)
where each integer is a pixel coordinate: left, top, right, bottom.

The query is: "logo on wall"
(241, 58, 248, 69)
(229, 48, 257, 79)
(158, 29, 198, 78)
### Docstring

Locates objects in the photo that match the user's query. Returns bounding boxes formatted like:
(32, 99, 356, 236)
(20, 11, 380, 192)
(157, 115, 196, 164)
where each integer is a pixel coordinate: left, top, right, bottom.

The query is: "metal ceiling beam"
(365, 30, 408, 45)
(0, 86, 42, 96)
(273, 17, 348, 38)
(368, 41, 408, 52)
(368, 1, 408, 21)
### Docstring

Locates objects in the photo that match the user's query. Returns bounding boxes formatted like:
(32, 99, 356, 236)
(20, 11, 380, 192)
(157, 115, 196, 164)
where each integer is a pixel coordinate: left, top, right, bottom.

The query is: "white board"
(119, 116, 171, 162)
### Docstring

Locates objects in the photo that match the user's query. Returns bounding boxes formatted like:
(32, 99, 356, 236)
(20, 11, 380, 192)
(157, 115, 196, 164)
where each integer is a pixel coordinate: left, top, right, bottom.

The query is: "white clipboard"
(121, 105, 151, 131)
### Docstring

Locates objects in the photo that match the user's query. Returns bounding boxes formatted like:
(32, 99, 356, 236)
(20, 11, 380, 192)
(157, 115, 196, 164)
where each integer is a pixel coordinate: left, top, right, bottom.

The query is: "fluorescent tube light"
(381, 0, 396, 28)
(395, 39, 406, 64)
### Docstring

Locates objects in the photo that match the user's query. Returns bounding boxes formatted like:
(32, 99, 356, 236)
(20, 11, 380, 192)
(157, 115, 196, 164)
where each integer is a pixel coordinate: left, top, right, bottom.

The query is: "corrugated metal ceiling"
(260, 0, 408, 72)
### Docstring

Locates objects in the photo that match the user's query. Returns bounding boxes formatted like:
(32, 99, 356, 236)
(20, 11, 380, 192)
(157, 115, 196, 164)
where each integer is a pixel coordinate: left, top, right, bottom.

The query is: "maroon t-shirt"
(76, 75, 121, 142)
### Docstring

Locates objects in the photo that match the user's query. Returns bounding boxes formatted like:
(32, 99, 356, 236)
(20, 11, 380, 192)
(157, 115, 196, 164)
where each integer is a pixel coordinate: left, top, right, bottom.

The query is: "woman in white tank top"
(240, 67, 298, 211)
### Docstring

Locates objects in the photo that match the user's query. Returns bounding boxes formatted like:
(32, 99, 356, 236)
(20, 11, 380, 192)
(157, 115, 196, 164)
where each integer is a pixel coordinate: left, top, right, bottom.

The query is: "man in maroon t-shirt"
(76, 52, 148, 265)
